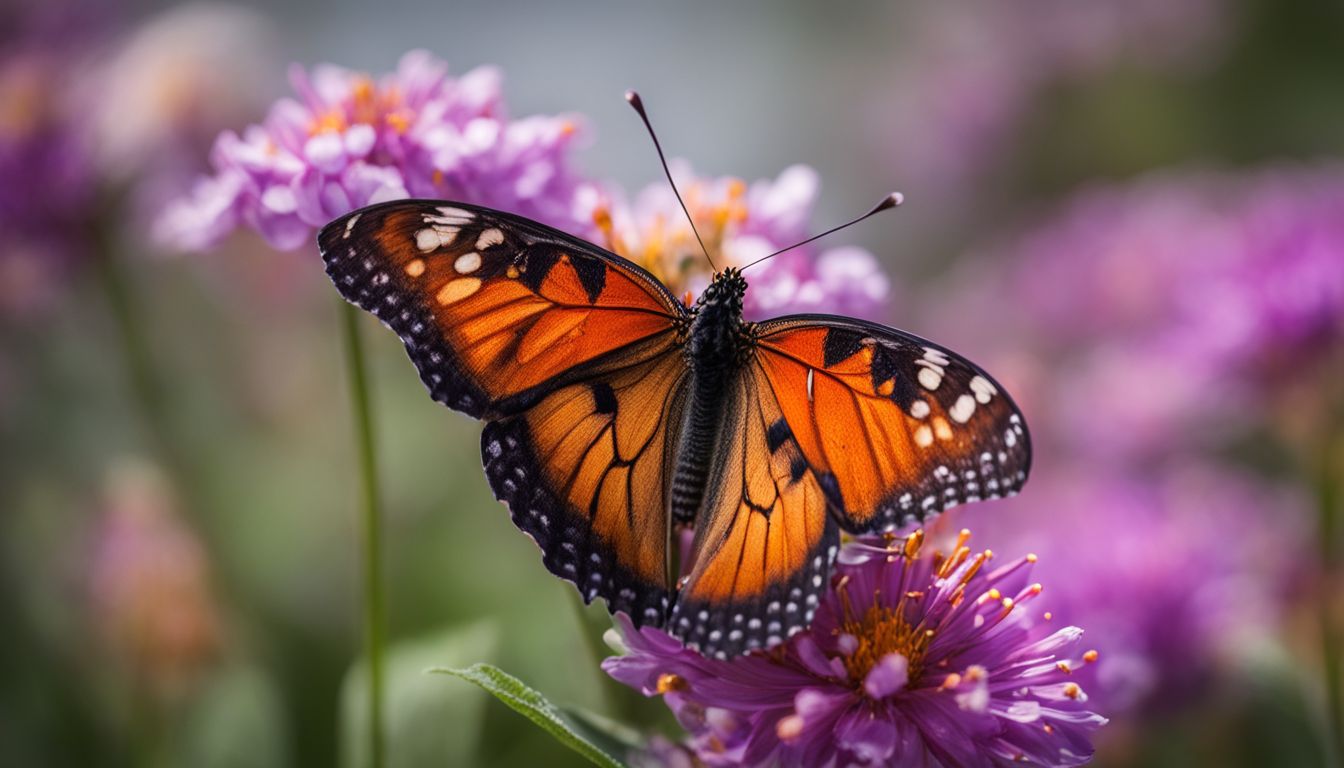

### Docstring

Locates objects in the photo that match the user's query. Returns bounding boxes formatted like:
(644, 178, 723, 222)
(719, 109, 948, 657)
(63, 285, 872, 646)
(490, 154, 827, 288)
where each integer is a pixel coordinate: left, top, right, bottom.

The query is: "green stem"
(340, 301, 385, 768)
(92, 242, 173, 465)
(1319, 430, 1343, 768)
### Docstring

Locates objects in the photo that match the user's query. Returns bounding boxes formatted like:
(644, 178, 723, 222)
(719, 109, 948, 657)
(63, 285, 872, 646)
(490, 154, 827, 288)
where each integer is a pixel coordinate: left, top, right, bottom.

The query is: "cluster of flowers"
(160, 53, 890, 321)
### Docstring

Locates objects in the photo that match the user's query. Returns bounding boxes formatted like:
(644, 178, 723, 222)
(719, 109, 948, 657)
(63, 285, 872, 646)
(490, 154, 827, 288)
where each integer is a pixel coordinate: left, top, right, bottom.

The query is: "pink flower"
(579, 163, 891, 320)
(158, 51, 590, 251)
(605, 530, 1105, 767)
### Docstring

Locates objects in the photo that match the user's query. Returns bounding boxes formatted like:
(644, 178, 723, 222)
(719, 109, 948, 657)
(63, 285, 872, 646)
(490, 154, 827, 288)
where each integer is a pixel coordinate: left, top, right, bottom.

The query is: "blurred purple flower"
(0, 9, 102, 316)
(926, 167, 1344, 461)
(580, 163, 891, 321)
(963, 464, 1305, 714)
(158, 50, 590, 252)
(605, 530, 1105, 767)
(89, 4, 278, 218)
(88, 460, 221, 698)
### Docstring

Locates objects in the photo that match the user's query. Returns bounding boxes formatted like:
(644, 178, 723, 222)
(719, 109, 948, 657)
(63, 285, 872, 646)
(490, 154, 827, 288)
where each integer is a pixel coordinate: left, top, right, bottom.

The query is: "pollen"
(903, 529, 925, 558)
(776, 714, 804, 742)
(1063, 683, 1082, 700)
(385, 110, 412, 134)
(1083, 649, 1099, 663)
(837, 600, 932, 690)
(655, 672, 688, 694)
(309, 110, 347, 135)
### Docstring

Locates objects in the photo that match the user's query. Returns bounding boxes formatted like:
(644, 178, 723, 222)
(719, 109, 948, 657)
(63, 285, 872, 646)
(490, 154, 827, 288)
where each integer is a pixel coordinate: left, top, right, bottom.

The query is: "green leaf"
(433, 663, 631, 768)
(341, 622, 498, 768)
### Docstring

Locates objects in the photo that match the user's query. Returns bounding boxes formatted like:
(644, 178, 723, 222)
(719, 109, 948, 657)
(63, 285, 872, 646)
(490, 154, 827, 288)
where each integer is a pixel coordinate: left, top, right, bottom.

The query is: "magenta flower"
(605, 530, 1105, 767)
(579, 163, 892, 321)
(0, 5, 103, 316)
(157, 50, 590, 252)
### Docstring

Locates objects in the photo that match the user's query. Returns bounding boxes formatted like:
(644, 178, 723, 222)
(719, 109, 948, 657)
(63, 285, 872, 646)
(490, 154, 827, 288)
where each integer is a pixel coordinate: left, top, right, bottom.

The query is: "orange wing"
(752, 316, 1031, 534)
(322, 200, 691, 626)
(671, 363, 837, 658)
(319, 200, 686, 419)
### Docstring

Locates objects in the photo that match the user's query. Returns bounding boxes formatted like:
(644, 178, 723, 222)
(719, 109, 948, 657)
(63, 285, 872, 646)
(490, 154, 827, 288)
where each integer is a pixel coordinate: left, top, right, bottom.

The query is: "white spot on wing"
(475, 228, 504, 249)
(909, 400, 930, 419)
(454, 252, 482, 274)
(343, 213, 361, 238)
(917, 366, 942, 391)
(949, 394, 976, 423)
(970, 375, 997, 404)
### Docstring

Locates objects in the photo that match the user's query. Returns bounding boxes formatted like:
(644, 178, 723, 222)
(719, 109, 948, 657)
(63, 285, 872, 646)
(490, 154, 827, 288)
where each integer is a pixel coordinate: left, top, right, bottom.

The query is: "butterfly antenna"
(740, 192, 904, 273)
(625, 90, 716, 271)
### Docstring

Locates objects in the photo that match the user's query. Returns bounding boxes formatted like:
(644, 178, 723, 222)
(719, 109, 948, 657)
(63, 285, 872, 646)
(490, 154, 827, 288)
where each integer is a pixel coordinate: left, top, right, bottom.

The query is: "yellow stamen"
(903, 530, 924, 558)
(655, 672, 688, 694)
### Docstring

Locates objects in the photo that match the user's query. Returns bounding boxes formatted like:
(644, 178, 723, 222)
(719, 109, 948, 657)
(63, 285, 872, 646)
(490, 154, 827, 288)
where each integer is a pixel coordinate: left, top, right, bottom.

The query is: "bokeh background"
(3, 1, 1342, 766)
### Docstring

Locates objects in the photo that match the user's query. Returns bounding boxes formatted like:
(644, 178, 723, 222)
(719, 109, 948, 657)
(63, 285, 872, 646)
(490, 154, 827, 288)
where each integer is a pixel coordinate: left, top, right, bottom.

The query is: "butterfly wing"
(670, 363, 837, 658)
(319, 200, 687, 419)
(751, 315, 1031, 534)
(320, 200, 691, 625)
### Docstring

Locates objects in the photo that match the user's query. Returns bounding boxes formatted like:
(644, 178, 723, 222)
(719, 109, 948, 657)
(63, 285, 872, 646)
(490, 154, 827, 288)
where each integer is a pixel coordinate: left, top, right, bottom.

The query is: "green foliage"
(341, 623, 498, 768)
(434, 663, 634, 768)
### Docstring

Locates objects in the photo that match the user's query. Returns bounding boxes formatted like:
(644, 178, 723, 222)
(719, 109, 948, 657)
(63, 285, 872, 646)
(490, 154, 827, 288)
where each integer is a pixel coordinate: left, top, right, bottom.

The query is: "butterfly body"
(320, 200, 1031, 658)
(671, 268, 750, 528)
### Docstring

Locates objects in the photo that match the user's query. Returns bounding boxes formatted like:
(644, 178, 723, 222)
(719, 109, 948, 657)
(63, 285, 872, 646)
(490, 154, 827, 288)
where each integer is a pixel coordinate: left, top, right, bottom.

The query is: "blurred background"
(2, 0, 1342, 766)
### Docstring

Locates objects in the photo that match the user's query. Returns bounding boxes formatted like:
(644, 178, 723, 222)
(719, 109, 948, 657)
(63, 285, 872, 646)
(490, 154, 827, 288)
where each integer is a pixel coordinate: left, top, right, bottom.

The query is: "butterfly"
(318, 197, 1031, 658)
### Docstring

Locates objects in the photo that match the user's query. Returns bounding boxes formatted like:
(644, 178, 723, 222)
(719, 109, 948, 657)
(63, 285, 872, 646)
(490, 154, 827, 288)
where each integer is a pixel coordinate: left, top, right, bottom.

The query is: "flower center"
(592, 178, 751, 298)
(838, 601, 932, 689)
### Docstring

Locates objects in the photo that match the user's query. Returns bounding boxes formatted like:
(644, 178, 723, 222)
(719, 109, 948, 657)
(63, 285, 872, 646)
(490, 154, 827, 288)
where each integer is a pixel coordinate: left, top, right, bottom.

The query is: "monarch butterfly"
(318, 94, 1030, 658)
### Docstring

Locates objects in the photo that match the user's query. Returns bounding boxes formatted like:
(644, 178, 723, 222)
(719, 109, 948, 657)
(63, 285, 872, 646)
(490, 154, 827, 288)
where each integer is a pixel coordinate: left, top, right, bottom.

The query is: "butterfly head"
(697, 267, 747, 313)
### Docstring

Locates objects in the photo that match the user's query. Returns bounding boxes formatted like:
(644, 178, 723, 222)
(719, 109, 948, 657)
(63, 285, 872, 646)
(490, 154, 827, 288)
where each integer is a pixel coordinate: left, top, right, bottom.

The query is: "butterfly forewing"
(752, 316, 1031, 533)
(319, 200, 686, 419)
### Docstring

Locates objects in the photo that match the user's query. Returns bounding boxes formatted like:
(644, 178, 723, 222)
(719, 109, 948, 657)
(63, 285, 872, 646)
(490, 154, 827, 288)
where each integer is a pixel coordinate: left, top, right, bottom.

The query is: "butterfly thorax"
(670, 269, 752, 536)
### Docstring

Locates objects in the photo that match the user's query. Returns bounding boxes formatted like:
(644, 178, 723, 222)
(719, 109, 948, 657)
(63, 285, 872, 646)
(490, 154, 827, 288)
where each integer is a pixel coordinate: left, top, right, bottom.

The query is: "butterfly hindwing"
(752, 315, 1031, 534)
(319, 200, 686, 419)
(670, 363, 838, 658)
(482, 347, 689, 627)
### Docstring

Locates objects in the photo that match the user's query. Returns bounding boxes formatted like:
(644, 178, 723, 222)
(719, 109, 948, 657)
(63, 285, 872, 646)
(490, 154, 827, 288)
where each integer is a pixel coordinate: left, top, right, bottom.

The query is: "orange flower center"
(837, 599, 932, 688)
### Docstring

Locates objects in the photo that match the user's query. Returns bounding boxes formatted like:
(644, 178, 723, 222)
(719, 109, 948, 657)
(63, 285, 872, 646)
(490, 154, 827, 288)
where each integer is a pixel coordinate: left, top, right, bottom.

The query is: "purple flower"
(158, 51, 591, 252)
(961, 464, 1306, 714)
(605, 530, 1105, 767)
(929, 166, 1344, 460)
(579, 163, 892, 321)
(0, 7, 102, 316)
